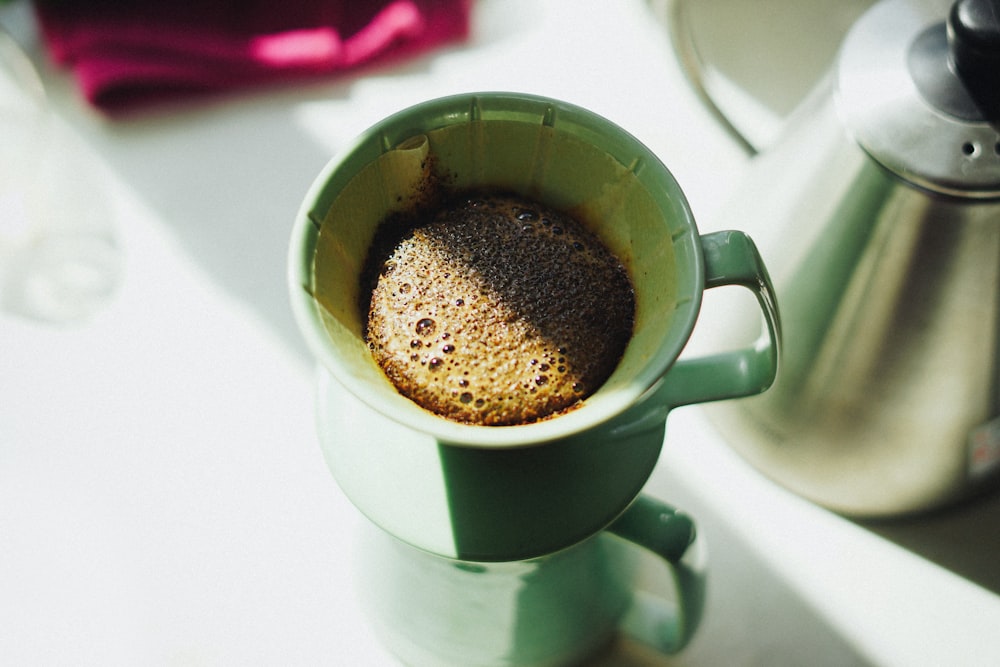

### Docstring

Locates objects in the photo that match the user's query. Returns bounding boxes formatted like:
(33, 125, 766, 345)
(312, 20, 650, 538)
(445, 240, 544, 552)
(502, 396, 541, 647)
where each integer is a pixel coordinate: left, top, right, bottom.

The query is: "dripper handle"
(658, 230, 781, 408)
(608, 494, 707, 654)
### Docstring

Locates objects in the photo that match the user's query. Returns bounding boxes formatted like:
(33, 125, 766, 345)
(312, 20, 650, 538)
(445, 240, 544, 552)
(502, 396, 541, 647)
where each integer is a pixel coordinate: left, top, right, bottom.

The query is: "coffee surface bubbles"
(364, 193, 635, 426)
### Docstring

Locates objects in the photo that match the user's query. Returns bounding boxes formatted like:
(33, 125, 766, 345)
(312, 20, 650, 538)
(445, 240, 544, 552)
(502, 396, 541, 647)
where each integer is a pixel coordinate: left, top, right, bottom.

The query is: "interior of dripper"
(303, 98, 699, 445)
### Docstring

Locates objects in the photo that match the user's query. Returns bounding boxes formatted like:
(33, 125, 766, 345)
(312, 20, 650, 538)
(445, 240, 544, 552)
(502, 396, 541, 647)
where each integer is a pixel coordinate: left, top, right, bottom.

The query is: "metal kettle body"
(707, 0, 1000, 516)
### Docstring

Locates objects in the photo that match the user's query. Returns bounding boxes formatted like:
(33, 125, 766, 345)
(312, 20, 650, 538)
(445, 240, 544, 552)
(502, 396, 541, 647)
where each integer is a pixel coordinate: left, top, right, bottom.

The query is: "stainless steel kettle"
(702, 0, 1000, 516)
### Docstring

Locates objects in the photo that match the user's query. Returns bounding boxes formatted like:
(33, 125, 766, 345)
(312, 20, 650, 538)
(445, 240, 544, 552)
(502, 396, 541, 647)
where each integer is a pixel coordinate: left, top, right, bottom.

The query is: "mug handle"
(659, 230, 781, 408)
(608, 494, 706, 654)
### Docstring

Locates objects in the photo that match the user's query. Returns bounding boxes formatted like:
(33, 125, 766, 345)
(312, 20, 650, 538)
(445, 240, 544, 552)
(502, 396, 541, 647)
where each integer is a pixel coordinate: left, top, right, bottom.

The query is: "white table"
(3, 1, 998, 665)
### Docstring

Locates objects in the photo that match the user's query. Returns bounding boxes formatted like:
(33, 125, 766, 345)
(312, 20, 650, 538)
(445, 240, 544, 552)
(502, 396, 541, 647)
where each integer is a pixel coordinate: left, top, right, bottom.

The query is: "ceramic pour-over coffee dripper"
(289, 93, 780, 666)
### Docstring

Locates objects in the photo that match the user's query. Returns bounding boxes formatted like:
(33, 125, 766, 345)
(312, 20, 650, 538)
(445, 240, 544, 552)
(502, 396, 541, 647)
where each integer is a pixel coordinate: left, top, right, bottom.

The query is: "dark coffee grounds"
(363, 192, 635, 426)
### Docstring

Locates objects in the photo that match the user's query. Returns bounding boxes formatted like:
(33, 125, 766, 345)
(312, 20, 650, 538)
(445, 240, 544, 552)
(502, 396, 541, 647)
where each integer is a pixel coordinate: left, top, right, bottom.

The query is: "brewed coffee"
(364, 192, 635, 426)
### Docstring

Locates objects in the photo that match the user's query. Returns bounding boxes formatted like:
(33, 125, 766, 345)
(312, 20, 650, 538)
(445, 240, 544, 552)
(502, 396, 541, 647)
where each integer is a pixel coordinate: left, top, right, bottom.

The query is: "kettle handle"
(655, 0, 760, 156)
(608, 494, 707, 654)
(659, 230, 781, 408)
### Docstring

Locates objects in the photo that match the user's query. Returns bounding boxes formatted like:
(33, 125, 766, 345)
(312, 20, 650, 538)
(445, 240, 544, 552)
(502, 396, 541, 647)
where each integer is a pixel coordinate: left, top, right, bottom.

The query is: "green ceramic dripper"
(288, 92, 780, 665)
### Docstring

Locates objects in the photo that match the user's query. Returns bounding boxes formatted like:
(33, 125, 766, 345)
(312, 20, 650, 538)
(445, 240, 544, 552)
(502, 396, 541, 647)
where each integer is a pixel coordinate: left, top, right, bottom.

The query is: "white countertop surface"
(3, 1, 999, 665)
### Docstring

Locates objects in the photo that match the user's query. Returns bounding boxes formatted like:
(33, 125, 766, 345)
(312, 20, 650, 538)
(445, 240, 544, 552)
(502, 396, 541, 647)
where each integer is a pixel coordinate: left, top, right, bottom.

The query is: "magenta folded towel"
(34, 0, 472, 113)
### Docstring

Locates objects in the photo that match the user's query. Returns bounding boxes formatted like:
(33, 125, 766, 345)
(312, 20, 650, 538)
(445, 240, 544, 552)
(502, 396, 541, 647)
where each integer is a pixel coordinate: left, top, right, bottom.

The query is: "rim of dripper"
(288, 92, 704, 448)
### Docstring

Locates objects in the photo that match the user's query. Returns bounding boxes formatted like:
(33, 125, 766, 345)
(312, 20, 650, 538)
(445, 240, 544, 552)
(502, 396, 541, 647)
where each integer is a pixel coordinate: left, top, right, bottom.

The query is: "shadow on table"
(858, 485, 1000, 597)
(601, 474, 874, 667)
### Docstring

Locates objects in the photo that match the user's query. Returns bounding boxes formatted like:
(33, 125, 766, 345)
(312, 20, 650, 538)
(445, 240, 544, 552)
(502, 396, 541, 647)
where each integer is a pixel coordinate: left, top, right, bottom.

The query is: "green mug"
(288, 92, 779, 662)
(357, 494, 705, 667)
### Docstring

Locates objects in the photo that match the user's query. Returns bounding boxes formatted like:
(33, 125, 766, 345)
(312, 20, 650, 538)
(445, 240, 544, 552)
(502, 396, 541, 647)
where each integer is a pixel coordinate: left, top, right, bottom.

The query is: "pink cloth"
(34, 0, 472, 113)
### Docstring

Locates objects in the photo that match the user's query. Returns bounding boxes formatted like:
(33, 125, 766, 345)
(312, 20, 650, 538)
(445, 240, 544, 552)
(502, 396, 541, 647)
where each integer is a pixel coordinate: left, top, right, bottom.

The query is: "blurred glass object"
(0, 26, 120, 324)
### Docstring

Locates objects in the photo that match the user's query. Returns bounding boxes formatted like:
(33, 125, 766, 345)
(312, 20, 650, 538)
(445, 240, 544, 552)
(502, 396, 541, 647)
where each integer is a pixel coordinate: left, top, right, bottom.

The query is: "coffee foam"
(364, 193, 635, 426)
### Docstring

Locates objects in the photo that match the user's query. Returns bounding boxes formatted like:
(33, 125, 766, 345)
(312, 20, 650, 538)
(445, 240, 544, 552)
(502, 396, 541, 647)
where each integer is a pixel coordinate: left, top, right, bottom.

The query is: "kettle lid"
(838, 0, 1000, 197)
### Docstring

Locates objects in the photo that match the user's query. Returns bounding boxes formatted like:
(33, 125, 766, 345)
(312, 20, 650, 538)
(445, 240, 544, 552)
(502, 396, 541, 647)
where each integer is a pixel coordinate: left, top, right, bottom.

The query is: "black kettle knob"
(948, 0, 1000, 116)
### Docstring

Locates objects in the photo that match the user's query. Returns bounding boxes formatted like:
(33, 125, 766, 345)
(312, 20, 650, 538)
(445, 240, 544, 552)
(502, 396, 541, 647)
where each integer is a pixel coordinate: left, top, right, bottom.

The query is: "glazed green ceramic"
(289, 91, 778, 558)
(288, 92, 779, 663)
(358, 494, 706, 667)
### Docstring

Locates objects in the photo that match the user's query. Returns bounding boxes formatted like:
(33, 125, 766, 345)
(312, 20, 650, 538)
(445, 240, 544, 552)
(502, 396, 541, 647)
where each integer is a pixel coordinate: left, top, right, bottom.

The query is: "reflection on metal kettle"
(693, 0, 1000, 516)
